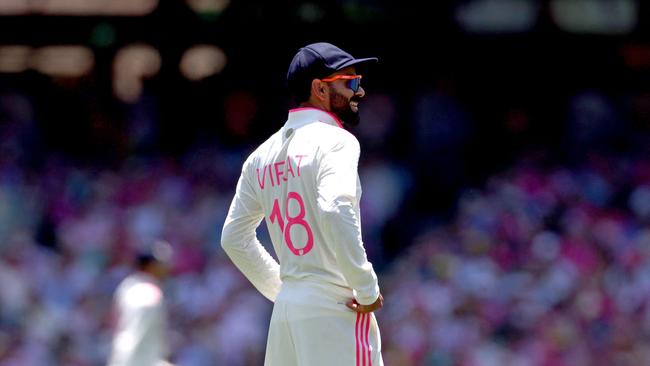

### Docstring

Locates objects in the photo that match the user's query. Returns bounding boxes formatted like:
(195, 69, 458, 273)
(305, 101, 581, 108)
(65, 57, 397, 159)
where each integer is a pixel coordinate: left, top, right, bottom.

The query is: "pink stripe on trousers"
(355, 312, 361, 366)
(356, 313, 373, 366)
(365, 314, 372, 366)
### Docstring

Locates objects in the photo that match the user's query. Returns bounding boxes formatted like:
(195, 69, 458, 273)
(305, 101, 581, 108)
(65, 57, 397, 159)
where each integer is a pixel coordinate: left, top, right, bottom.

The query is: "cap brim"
(337, 57, 378, 71)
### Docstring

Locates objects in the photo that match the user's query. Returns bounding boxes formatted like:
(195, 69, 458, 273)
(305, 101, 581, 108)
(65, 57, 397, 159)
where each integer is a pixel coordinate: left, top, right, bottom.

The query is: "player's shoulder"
(243, 130, 283, 166)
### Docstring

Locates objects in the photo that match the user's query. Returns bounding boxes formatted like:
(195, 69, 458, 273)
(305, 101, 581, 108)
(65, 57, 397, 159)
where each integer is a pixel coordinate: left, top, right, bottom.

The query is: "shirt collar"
(286, 107, 344, 129)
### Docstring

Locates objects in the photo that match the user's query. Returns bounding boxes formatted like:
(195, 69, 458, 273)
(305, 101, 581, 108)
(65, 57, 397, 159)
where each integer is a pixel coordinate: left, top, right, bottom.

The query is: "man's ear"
(311, 78, 327, 100)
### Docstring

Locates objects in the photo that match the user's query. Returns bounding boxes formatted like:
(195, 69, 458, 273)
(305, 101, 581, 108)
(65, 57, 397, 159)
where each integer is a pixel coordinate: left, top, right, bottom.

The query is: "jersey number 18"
(269, 192, 314, 256)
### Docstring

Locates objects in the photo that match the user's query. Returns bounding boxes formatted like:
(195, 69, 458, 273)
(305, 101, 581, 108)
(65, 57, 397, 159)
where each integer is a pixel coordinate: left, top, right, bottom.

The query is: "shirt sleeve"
(221, 163, 282, 302)
(317, 133, 380, 305)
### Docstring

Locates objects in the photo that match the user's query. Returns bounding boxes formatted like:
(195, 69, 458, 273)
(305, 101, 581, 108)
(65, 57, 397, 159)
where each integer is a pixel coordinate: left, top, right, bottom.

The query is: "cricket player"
(221, 42, 383, 366)
(107, 243, 173, 366)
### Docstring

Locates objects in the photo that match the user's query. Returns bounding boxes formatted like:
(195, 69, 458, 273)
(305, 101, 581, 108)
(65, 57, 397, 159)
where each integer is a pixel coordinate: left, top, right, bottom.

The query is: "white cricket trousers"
(264, 280, 383, 366)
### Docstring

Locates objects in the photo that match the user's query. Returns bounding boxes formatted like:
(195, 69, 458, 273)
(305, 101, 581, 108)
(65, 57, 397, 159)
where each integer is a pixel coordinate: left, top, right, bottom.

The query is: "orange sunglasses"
(321, 74, 362, 93)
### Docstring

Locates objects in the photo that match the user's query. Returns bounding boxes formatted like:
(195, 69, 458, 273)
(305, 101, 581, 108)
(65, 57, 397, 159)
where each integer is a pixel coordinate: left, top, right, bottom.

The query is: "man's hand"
(346, 293, 383, 313)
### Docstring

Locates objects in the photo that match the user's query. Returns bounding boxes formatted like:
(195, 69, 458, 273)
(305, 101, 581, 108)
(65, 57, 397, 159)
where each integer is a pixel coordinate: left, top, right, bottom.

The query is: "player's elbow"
(220, 224, 237, 252)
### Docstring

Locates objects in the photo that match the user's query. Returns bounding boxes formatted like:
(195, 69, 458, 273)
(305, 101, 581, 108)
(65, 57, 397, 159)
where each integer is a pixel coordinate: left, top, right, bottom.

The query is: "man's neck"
(301, 99, 328, 111)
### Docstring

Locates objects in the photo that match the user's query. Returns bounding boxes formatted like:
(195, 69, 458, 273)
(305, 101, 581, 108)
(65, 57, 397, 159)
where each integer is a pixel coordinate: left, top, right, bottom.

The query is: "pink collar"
(288, 107, 344, 128)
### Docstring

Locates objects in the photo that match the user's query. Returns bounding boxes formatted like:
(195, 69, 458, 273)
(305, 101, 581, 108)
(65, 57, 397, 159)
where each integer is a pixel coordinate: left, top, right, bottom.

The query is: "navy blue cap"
(286, 42, 378, 93)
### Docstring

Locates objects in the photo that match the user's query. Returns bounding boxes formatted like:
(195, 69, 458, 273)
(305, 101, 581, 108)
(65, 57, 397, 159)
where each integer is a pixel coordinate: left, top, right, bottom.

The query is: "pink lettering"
(295, 155, 307, 176)
(274, 161, 285, 185)
(256, 166, 267, 190)
(285, 157, 295, 180)
(259, 156, 307, 191)
(269, 164, 275, 187)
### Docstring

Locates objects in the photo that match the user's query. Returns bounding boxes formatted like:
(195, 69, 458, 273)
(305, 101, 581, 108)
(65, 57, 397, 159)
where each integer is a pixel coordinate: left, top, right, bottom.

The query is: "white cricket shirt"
(108, 272, 168, 366)
(221, 107, 380, 305)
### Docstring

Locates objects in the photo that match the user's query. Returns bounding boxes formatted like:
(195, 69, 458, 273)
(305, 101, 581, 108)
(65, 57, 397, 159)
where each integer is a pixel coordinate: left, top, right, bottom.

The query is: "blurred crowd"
(379, 155, 650, 365)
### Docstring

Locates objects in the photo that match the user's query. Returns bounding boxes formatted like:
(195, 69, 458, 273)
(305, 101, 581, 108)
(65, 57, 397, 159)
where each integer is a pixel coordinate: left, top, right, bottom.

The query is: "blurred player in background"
(107, 241, 174, 366)
(221, 42, 384, 366)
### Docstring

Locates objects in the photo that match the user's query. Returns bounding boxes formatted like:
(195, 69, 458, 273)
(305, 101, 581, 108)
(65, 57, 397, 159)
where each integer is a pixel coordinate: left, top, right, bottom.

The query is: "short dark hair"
(136, 253, 157, 270)
(134, 240, 172, 270)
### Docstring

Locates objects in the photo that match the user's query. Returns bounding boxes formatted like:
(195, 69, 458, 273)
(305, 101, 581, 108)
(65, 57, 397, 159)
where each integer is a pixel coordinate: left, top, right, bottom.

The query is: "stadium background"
(1, 0, 650, 365)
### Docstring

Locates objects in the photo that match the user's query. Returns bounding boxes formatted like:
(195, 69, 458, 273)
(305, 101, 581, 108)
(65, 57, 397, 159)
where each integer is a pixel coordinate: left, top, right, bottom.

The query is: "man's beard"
(330, 90, 360, 127)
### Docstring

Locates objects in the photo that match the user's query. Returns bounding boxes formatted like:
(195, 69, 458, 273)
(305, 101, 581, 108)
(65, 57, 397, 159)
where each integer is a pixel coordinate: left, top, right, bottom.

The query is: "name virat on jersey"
(256, 154, 308, 190)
